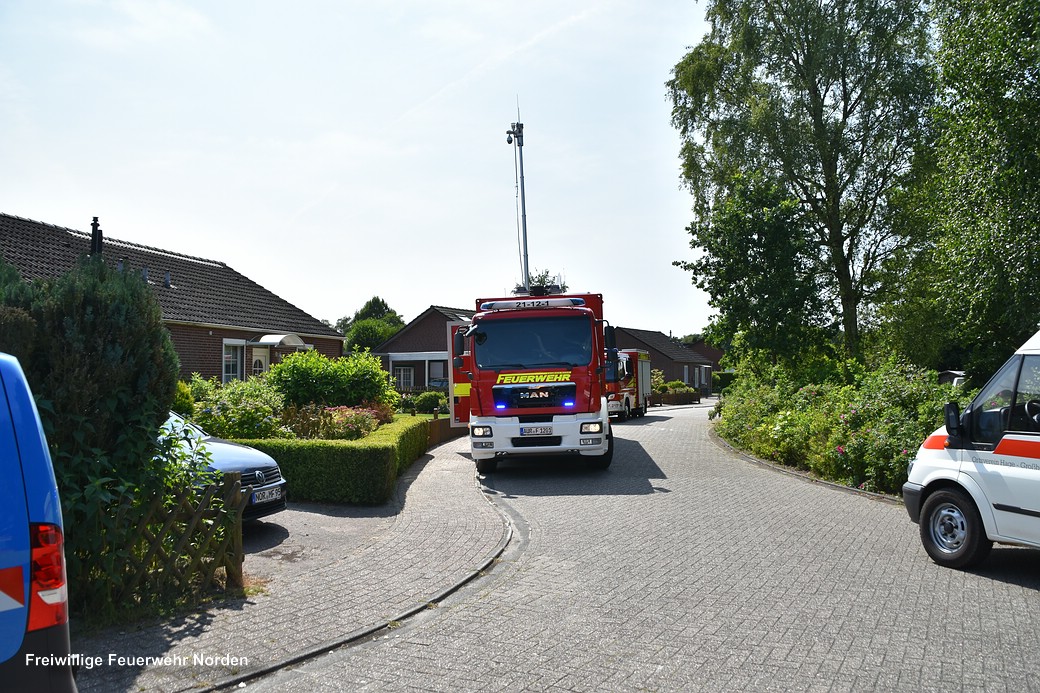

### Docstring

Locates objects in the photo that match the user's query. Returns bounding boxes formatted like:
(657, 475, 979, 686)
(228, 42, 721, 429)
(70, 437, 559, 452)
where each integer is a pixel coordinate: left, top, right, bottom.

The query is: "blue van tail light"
(27, 523, 68, 631)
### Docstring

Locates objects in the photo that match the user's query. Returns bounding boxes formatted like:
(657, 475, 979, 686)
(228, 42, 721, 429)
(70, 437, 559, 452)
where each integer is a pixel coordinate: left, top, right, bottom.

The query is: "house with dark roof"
(0, 213, 344, 381)
(615, 327, 715, 392)
(374, 305, 474, 391)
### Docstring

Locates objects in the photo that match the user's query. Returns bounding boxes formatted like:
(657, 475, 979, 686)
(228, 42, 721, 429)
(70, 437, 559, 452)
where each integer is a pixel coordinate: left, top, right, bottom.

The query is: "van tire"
(476, 459, 498, 474)
(920, 488, 992, 569)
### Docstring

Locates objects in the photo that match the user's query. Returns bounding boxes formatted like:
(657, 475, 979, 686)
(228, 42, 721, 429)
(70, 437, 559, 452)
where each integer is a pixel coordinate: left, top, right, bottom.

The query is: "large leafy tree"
(335, 295, 404, 335)
(675, 171, 828, 366)
(337, 296, 405, 352)
(668, 0, 933, 357)
(926, 0, 1040, 378)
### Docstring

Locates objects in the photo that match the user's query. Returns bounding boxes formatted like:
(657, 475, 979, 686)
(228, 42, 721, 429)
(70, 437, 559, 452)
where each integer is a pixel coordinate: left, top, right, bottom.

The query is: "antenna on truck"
(506, 114, 530, 294)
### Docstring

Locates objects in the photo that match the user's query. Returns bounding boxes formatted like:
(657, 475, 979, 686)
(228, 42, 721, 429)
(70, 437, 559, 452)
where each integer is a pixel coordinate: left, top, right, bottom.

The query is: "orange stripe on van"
(922, 434, 949, 450)
(994, 436, 1040, 460)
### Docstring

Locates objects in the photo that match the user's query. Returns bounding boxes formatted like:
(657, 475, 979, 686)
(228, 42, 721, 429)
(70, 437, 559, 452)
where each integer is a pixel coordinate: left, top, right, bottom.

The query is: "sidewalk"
(72, 437, 510, 693)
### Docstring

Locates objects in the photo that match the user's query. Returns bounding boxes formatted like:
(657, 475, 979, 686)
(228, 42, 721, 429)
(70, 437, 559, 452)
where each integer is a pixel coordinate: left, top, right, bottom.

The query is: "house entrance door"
(251, 347, 270, 376)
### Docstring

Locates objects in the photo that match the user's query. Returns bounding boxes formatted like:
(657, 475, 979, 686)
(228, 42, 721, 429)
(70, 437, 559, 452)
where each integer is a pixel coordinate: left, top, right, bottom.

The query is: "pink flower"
(836, 445, 845, 454)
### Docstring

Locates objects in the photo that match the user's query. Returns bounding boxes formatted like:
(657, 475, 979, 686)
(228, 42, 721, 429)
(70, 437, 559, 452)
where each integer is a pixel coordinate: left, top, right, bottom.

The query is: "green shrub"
(171, 380, 194, 417)
(239, 416, 429, 504)
(194, 375, 289, 439)
(412, 390, 446, 414)
(1, 256, 185, 622)
(186, 373, 219, 403)
(713, 371, 736, 392)
(713, 358, 975, 494)
(0, 304, 36, 362)
(267, 349, 400, 409)
(338, 350, 401, 409)
(266, 350, 339, 405)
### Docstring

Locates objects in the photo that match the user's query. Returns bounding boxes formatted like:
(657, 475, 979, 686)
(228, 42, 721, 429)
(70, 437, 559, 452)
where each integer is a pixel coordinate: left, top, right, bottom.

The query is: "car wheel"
(919, 488, 992, 569)
(476, 459, 498, 474)
(589, 430, 613, 470)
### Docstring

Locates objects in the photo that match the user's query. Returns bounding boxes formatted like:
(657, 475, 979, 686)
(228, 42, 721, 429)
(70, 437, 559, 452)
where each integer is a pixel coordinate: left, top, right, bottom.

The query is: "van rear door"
(0, 365, 32, 663)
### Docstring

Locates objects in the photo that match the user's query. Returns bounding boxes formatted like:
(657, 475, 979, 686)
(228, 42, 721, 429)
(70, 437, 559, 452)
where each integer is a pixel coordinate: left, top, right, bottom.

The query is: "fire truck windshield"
(473, 315, 593, 369)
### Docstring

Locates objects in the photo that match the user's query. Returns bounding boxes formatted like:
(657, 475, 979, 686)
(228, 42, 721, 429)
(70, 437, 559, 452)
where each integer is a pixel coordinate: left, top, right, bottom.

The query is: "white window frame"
(223, 339, 246, 383)
(394, 366, 414, 390)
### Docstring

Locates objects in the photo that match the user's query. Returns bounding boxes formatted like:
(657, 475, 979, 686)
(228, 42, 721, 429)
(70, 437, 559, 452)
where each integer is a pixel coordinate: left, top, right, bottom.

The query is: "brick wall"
(166, 323, 343, 381)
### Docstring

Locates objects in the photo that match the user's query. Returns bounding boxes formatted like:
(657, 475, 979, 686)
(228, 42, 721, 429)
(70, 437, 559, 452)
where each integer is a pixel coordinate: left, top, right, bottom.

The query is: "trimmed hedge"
(236, 416, 430, 505)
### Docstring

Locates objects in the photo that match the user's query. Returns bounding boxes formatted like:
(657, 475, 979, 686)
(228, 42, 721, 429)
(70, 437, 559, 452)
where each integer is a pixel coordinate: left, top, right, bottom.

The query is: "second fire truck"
(605, 349, 652, 421)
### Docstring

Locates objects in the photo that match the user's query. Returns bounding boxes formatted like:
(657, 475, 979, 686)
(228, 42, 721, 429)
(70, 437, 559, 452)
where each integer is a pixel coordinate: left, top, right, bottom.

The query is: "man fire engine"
(606, 349, 652, 421)
(450, 292, 616, 473)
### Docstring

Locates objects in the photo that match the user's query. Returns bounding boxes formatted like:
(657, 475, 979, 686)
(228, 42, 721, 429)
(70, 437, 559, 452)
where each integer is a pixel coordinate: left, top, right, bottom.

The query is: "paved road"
(240, 405, 1040, 692)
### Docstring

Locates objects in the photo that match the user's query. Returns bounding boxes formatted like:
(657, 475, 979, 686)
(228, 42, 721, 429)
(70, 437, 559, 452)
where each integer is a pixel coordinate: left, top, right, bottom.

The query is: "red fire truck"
(450, 293, 617, 473)
(606, 349, 652, 421)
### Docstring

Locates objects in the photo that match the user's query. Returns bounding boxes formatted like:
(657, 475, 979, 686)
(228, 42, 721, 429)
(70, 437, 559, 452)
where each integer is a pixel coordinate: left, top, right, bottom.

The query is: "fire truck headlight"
(471, 426, 493, 438)
(580, 422, 603, 434)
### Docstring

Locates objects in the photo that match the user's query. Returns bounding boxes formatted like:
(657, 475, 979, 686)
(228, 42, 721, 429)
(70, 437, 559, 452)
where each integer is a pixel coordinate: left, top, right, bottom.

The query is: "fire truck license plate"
(520, 426, 552, 436)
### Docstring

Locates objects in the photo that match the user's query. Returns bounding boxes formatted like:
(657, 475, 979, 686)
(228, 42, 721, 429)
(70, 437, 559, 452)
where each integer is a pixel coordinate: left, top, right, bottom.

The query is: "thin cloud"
(71, 0, 213, 50)
(393, 7, 601, 126)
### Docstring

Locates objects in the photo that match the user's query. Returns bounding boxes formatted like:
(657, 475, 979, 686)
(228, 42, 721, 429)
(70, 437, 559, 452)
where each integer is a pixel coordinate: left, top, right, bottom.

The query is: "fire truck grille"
(493, 383, 578, 410)
(511, 436, 562, 448)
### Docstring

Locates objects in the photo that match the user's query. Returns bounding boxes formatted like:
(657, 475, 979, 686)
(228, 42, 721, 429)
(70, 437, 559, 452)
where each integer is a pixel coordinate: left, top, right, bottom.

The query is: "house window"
(683, 364, 690, 385)
(429, 361, 446, 378)
(223, 341, 245, 383)
(394, 366, 414, 390)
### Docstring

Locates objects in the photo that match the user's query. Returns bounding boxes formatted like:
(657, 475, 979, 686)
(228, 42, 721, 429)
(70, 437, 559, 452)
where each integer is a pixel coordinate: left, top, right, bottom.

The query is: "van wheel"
(920, 489, 992, 569)
(476, 459, 498, 474)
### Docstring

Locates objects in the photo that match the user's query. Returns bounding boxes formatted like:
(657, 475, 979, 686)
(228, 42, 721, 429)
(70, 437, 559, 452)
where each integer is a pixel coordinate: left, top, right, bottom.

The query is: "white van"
(903, 329, 1040, 568)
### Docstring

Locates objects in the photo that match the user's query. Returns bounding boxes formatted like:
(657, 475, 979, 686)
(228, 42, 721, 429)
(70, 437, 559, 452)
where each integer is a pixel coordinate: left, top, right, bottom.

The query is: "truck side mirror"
(604, 325, 616, 351)
(453, 330, 465, 357)
(604, 348, 619, 382)
(944, 402, 962, 437)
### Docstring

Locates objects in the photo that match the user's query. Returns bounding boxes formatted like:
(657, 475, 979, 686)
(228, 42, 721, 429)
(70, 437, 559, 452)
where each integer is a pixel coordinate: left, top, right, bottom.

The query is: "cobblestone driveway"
(245, 405, 1040, 692)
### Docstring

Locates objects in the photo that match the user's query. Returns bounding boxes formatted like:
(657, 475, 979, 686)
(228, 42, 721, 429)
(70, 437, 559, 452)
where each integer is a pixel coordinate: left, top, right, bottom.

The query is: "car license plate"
(520, 426, 552, 436)
(253, 487, 282, 504)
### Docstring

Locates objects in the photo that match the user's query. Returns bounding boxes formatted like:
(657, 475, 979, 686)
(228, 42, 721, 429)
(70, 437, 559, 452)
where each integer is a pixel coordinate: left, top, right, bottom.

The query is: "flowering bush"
(713, 357, 976, 494)
(192, 375, 291, 439)
(280, 403, 378, 440)
(321, 406, 380, 440)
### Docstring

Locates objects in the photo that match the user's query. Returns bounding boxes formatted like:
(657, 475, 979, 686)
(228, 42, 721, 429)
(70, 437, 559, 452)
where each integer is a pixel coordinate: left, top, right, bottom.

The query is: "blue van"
(0, 353, 76, 691)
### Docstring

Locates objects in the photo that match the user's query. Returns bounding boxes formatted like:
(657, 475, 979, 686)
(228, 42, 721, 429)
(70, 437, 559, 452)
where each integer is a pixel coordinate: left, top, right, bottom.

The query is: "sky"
(0, 0, 712, 337)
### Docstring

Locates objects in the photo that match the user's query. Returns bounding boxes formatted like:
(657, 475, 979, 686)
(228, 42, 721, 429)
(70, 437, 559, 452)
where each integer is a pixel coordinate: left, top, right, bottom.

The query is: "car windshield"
(472, 315, 592, 369)
(164, 412, 209, 441)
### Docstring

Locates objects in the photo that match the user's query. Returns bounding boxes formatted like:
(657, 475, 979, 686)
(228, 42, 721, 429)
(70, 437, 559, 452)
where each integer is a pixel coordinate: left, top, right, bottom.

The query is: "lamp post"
(506, 121, 530, 293)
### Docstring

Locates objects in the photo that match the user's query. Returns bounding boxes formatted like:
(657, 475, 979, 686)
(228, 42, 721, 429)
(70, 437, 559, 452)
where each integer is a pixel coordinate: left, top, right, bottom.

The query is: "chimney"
(90, 217, 104, 256)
